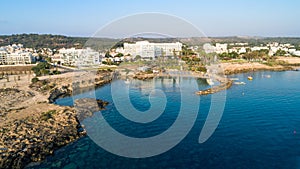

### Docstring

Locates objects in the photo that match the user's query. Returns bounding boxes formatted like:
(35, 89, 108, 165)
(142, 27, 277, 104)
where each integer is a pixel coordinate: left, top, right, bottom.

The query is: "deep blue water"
(27, 71, 300, 169)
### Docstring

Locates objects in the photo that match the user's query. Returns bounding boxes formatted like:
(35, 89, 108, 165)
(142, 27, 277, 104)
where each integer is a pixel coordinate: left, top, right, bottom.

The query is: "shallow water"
(27, 71, 300, 169)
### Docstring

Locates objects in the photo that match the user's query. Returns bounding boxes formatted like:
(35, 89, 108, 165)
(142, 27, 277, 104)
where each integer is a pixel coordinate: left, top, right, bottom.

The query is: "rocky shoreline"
(224, 66, 293, 75)
(0, 91, 109, 169)
(1, 62, 299, 168)
(0, 106, 83, 169)
(196, 79, 233, 95)
(221, 62, 295, 75)
(0, 71, 111, 169)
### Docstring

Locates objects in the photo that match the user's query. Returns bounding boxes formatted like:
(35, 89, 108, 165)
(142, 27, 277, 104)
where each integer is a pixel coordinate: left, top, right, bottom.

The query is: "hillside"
(1, 34, 300, 50)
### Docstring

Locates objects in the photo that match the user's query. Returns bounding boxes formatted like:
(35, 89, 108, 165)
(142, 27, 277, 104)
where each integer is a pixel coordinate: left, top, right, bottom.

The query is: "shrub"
(52, 70, 61, 75)
(40, 110, 56, 121)
(31, 77, 39, 83)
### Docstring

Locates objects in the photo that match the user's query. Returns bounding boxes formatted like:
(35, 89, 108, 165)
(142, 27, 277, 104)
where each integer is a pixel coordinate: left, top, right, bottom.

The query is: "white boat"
(234, 82, 246, 85)
(265, 75, 271, 78)
(230, 78, 239, 81)
(124, 79, 130, 84)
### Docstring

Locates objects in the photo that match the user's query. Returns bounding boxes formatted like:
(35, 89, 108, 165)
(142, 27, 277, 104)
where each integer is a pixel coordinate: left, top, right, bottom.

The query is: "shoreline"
(1, 58, 300, 168)
(0, 71, 112, 169)
(195, 62, 297, 95)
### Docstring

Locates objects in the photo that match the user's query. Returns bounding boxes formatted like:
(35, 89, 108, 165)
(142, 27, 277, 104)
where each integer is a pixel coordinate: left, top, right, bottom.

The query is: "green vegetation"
(40, 110, 56, 121)
(275, 49, 287, 56)
(31, 62, 51, 76)
(221, 59, 248, 63)
(31, 62, 61, 76)
(115, 53, 124, 57)
(218, 52, 239, 59)
(242, 50, 269, 61)
(51, 69, 61, 75)
(180, 56, 207, 72)
(0, 34, 119, 50)
(1, 34, 300, 51)
(31, 77, 39, 83)
(135, 55, 142, 60)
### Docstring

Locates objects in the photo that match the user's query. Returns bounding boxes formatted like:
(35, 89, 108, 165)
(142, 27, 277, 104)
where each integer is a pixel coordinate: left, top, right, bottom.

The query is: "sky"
(0, 0, 299, 37)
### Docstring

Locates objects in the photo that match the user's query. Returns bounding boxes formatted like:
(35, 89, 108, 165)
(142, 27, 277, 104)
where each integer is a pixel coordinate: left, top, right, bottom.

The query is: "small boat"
(124, 79, 130, 84)
(247, 76, 253, 80)
(234, 82, 246, 85)
(230, 78, 239, 81)
(206, 78, 215, 85)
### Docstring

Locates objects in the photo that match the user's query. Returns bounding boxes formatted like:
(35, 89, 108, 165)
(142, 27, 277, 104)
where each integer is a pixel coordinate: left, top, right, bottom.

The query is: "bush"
(196, 66, 207, 72)
(52, 70, 61, 75)
(40, 110, 56, 121)
(31, 62, 51, 76)
(31, 77, 39, 83)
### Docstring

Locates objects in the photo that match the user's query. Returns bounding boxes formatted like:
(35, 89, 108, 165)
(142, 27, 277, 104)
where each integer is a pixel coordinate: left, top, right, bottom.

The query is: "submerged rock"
(74, 98, 109, 121)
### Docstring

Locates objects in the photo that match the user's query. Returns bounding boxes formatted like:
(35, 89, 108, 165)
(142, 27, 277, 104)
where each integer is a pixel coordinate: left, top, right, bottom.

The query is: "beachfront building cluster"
(123, 41, 183, 60)
(206, 42, 300, 56)
(51, 47, 102, 66)
(0, 44, 35, 65)
(50, 41, 183, 66)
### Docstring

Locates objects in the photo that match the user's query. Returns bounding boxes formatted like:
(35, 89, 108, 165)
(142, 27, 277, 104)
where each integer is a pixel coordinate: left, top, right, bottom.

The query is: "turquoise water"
(27, 71, 300, 169)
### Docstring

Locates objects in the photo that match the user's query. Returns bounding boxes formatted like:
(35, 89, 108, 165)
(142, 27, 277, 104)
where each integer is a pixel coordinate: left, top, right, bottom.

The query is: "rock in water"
(74, 98, 109, 121)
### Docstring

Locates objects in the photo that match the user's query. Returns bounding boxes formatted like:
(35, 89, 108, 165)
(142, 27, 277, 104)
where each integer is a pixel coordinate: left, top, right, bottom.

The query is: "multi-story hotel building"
(0, 50, 35, 65)
(53, 47, 101, 66)
(123, 41, 182, 59)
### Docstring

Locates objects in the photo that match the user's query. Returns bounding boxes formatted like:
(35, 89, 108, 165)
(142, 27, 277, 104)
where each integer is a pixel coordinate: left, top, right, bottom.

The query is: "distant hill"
(0, 34, 300, 50)
(0, 34, 119, 50)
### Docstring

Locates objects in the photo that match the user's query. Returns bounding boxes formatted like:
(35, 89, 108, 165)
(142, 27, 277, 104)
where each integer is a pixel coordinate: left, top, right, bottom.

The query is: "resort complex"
(0, 44, 35, 65)
(123, 41, 183, 59)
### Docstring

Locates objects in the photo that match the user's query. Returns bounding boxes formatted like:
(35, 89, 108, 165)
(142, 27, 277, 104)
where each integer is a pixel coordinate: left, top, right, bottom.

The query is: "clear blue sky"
(1, 0, 299, 37)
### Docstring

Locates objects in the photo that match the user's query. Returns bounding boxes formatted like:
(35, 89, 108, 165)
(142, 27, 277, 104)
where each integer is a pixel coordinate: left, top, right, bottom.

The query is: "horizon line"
(1, 33, 300, 39)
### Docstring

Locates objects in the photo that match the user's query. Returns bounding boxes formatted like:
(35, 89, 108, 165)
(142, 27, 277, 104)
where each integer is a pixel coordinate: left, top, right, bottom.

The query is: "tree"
(31, 77, 39, 83)
(115, 53, 124, 57)
(275, 49, 286, 56)
(229, 52, 239, 59)
(45, 57, 52, 63)
(31, 62, 51, 76)
(105, 51, 112, 58)
(135, 55, 141, 60)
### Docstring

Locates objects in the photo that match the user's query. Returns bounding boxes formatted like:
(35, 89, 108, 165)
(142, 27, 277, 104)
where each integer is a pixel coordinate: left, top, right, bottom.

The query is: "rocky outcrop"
(196, 79, 233, 95)
(48, 86, 72, 103)
(0, 87, 108, 168)
(0, 108, 85, 169)
(223, 65, 293, 75)
(74, 98, 109, 121)
(133, 73, 155, 80)
(0, 89, 34, 121)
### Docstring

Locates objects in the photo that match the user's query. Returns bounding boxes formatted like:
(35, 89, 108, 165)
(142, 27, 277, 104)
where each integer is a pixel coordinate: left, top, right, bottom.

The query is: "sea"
(26, 70, 300, 169)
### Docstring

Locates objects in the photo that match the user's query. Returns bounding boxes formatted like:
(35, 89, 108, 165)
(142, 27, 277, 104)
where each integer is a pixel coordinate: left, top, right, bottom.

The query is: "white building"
(0, 51, 35, 65)
(0, 51, 8, 65)
(292, 51, 300, 56)
(251, 46, 269, 51)
(7, 52, 35, 65)
(215, 43, 228, 54)
(238, 47, 247, 54)
(123, 41, 182, 59)
(54, 47, 101, 66)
